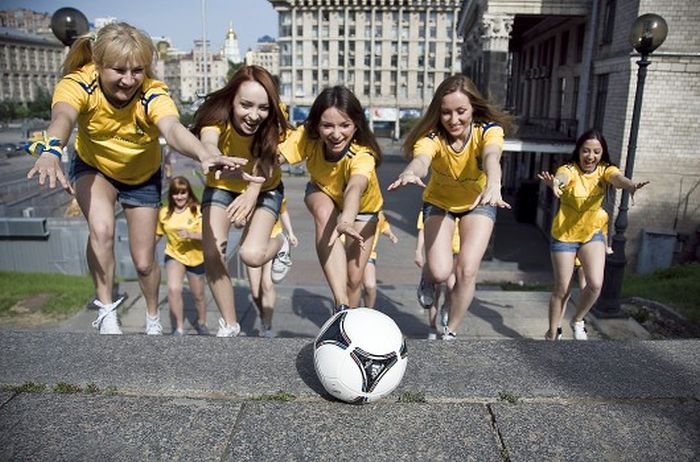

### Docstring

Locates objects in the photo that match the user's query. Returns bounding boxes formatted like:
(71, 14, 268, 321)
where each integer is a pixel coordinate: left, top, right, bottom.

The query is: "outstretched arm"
(608, 172, 649, 204)
(280, 210, 299, 247)
(387, 154, 431, 190)
(475, 144, 510, 209)
(331, 174, 369, 247)
(26, 102, 77, 193)
(537, 171, 569, 199)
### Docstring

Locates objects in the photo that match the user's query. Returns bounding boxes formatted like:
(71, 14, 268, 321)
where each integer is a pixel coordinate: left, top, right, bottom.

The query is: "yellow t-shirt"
(279, 126, 383, 214)
(369, 211, 391, 260)
(270, 198, 287, 238)
(416, 210, 460, 255)
(414, 123, 504, 213)
(202, 121, 282, 193)
(156, 206, 204, 267)
(52, 63, 179, 185)
(551, 162, 620, 242)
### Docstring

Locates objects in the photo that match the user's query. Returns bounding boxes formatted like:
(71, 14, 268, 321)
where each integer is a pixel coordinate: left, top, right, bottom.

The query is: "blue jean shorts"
(305, 182, 378, 222)
(69, 154, 162, 208)
(164, 254, 205, 275)
(550, 231, 606, 252)
(201, 183, 285, 219)
(422, 202, 497, 222)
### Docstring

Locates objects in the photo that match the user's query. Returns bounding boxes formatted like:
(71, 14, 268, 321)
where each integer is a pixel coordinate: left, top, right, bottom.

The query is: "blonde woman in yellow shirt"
(388, 75, 515, 340)
(279, 86, 384, 313)
(25, 23, 247, 335)
(156, 177, 208, 336)
(191, 66, 290, 337)
(245, 199, 298, 338)
(538, 129, 648, 340)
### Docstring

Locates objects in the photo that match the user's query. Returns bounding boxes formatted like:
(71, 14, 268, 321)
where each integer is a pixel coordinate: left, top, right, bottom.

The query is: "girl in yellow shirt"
(156, 177, 208, 336)
(538, 129, 648, 340)
(25, 23, 246, 336)
(388, 75, 515, 340)
(278, 86, 384, 313)
(192, 65, 290, 337)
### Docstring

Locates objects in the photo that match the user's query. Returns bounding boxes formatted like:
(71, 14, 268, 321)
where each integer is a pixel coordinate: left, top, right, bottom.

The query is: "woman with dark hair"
(193, 65, 290, 337)
(388, 74, 515, 340)
(156, 176, 208, 335)
(25, 22, 246, 335)
(278, 85, 384, 313)
(538, 128, 648, 340)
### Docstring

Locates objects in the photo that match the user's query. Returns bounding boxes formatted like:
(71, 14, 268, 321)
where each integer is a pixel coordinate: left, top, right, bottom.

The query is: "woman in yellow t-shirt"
(25, 23, 246, 336)
(245, 199, 299, 338)
(361, 211, 398, 309)
(191, 65, 290, 337)
(538, 129, 648, 340)
(388, 75, 515, 340)
(278, 86, 384, 313)
(156, 177, 208, 336)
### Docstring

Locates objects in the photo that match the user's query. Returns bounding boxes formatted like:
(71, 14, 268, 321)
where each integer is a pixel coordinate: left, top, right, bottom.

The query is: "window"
(575, 23, 586, 63)
(593, 74, 609, 129)
(601, 0, 616, 45)
(559, 31, 569, 65)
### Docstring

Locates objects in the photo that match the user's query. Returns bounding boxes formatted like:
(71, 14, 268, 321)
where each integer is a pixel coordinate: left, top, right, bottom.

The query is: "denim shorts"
(305, 182, 378, 222)
(164, 254, 205, 275)
(69, 154, 161, 208)
(422, 202, 497, 222)
(201, 183, 285, 219)
(550, 231, 606, 253)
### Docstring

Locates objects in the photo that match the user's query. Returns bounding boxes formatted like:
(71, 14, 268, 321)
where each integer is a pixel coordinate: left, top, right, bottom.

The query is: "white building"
(245, 36, 280, 76)
(222, 23, 242, 65)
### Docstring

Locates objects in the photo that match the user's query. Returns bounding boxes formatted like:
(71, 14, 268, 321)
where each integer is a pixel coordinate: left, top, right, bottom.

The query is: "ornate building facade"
(269, 0, 463, 127)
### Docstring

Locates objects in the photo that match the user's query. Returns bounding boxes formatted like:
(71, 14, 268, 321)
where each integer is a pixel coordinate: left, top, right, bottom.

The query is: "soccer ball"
(314, 307, 408, 404)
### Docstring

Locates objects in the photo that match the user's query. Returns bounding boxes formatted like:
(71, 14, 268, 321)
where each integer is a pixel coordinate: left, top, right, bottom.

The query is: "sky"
(2, 0, 278, 54)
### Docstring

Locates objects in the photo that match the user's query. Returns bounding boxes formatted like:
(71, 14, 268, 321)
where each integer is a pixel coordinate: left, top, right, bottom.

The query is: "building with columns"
(245, 36, 280, 76)
(269, 0, 463, 129)
(459, 0, 700, 267)
(0, 26, 65, 103)
(222, 23, 243, 65)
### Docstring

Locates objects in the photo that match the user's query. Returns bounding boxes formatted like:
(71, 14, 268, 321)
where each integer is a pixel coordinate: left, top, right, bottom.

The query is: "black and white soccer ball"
(314, 308, 408, 404)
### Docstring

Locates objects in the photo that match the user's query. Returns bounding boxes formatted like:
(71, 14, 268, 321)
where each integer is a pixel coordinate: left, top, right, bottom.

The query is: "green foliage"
(180, 111, 195, 128)
(622, 263, 700, 323)
(2, 382, 47, 393)
(53, 382, 83, 394)
(498, 391, 521, 404)
(251, 391, 297, 401)
(226, 60, 244, 82)
(84, 383, 100, 394)
(399, 117, 419, 137)
(397, 390, 426, 403)
(0, 272, 94, 317)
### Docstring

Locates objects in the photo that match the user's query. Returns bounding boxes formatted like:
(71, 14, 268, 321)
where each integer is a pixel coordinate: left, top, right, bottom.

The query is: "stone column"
(479, 13, 514, 107)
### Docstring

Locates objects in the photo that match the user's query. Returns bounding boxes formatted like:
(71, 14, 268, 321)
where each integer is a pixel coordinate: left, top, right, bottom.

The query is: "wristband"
(25, 131, 63, 159)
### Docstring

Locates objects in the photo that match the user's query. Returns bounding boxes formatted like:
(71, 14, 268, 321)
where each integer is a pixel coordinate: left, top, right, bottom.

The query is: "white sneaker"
(271, 232, 292, 283)
(145, 314, 163, 336)
(442, 327, 457, 341)
(427, 326, 439, 340)
(91, 297, 124, 335)
(216, 318, 241, 337)
(555, 327, 563, 340)
(570, 319, 588, 340)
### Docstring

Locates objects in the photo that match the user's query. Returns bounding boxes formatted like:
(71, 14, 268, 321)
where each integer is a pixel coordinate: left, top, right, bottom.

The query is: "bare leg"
(238, 207, 280, 267)
(574, 240, 606, 321)
(124, 205, 160, 317)
(186, 271, 208, 328)
(166, 259, 187, 332)
(548, 251, 577, 338)
(202, 205, 237, 326)
(362, 262, 377, 308)
(346, 221, 376, 307)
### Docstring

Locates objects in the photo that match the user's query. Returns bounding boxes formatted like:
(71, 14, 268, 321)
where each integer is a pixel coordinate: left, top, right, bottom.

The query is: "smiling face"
(231, 80, 270, 136)
(99, 61, 146, 107)
(170, 187, 190, 210)
(318, 107, 357, 157)
(439, 91, 473, 141)
(578, 138, 604, 172)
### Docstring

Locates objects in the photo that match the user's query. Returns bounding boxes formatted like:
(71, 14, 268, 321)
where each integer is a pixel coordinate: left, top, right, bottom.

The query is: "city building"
(245, 35, 280, 76)
(269, 0, 463, 130)
(0, 8, 52, 36)
(459, 0, 700, 266)
(222, 23, 243, 65)
(0, 26, 65, 103)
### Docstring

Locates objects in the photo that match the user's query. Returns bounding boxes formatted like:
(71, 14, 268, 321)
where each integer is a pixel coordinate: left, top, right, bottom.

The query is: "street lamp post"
(594, 14, 668, 317)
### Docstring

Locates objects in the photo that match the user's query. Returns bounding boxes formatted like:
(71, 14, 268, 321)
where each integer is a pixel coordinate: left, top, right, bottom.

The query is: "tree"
(226, 60, 244, 82)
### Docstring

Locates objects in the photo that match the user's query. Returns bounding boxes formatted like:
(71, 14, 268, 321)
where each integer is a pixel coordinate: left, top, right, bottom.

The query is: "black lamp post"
(594, 14, 668, 317)
(50, 7, 89, 46)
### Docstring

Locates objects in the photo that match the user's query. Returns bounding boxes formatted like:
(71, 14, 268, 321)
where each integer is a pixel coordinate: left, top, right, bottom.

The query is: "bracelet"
(25, 131, 63, 159)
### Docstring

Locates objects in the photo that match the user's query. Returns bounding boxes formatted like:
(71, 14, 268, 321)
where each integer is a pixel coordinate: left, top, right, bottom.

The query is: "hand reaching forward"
(468, 183, 511, 210)
(537, 171, 562, 198)
(329, 221, 365, 249)
(387, 171, 426, 191)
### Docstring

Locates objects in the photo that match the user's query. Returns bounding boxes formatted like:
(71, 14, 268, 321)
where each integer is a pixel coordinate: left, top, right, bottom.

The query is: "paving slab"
(492, 402, 700, 461)
(1, 332, 697, 401)
(227, 402, 502, 462)
(0, 393, 241, 461)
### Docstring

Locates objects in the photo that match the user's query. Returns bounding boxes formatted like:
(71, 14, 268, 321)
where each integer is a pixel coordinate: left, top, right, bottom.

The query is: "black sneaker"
(416, 276, 435, 308)
(334, 304, 349, 314)
(555, 327, 563, 340)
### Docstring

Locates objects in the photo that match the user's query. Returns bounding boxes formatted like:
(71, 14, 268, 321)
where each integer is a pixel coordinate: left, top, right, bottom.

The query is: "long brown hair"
(165, 176, 200, 220)
(191, 65, 288, 166)
(304, 85, 382, 166)
(402, 74, 516, 158)
(62, 22, 157, 77)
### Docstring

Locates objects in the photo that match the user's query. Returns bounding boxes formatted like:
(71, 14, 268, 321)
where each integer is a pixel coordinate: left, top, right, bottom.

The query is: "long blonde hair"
(402, 74, 516, 158)
(62, 22, 157, 77)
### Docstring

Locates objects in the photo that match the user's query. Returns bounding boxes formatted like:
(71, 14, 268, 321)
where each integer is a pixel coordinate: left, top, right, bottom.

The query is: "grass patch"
(0, 271, 93, 317)
(53, 382, 82, 394)
(397, 391, 426, 403)
(250, 391, 297, 401)
(498, 391, 521, 404)
(622, 263, 700, 323)
(2, 382, 47, 393)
